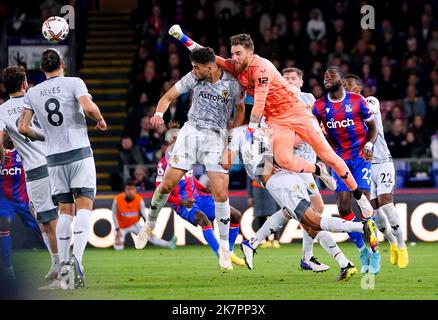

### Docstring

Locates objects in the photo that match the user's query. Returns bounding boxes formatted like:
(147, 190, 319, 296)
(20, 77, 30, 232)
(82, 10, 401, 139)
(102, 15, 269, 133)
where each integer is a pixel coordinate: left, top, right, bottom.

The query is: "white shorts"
(119, 222, 141, 241)
(371, 161, 395, 200)
(297, 172, 320, 197)
(265, 170, 311, 221)
(49, 156, 96, 204)
(170, 122, 228, 173)
(26, 175, 58, 223)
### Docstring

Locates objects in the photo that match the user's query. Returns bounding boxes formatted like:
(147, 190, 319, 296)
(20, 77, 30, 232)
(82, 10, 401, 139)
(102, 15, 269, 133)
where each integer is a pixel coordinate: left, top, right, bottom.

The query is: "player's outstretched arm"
(151, 85, 181, 128)
(78, 95, 107, 131)
(168, 24, 235, 74)
(18, 109, 45, 141)
(249, 64, 274, 130)
(169, 24, 204, 52)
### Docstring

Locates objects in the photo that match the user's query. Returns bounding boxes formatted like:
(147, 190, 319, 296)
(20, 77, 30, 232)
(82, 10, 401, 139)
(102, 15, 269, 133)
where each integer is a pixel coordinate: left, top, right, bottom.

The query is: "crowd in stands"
(2, 1, 438, 191)
(118, 0, 438, 190)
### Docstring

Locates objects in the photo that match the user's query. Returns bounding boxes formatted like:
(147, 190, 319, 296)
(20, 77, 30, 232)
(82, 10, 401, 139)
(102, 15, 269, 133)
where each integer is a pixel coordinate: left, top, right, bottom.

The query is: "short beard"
(327, 83, 341, 93)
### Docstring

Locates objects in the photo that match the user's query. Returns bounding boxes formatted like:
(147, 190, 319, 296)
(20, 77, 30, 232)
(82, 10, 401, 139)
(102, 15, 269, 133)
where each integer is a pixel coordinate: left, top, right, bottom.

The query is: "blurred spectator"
(135, 115, 164, 163)
(402, 85, 426, 122)
(259, 3, 287, 37)
(132, 166, 155, 191)
(40, 0, 61, 18)
(386, 119, 408, 158)
(409, 115, 430, 156)
(376, 65, 400, 101)
(118, 136, 144, 172)
(306, 8, 326, 41)
(425, 96, 438, 133)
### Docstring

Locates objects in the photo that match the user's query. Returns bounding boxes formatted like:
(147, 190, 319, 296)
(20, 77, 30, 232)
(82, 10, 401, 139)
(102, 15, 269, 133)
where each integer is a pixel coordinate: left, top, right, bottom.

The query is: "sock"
(72, 209, 92, 267)
(250, 209, 289, 249)
(147, 190, 170, 229)
(314, 165, 321, 176)
(302, 230, 314, 261)
(56, 214, 73, 262)
(316, 231, 350, 268)
(352, 188, 363, 200)
(376, 208, 397, 245)
(342, 212, 366, 251)
(148, 234, 173, 248)
(0, 231, 12, 268)
(229, 223, 240, 252)
(202, 226, 219, 256)
(380, 203, 405, 248)
(215, 199, 230, 250)
(319, 216, 364, 233)
(42, 232, 52, 254)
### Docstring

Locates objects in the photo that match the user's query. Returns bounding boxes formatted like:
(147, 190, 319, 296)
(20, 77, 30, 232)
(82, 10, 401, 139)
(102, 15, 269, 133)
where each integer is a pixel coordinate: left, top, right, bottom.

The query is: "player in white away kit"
(136, 47, 245, 271)
(222, 124, 379, 281)
(0, 66, 59, 281)
(19, 49, 107, 289)
(343, 74, 408, 269)
(282, 67, 330, 273)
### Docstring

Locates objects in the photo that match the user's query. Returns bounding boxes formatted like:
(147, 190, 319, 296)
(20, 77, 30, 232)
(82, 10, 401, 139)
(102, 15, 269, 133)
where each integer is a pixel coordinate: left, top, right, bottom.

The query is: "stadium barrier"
(11, 189, 438, 249)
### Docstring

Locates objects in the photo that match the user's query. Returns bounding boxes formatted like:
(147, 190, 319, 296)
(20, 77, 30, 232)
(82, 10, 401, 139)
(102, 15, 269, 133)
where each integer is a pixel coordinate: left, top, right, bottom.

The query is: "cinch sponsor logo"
(198, 91, 230, 104)
(327, 118, 354, 129)
(0, 167, 22, 176)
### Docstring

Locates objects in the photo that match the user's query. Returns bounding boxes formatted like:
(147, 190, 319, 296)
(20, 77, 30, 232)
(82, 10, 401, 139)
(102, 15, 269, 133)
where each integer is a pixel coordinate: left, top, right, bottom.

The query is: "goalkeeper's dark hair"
(344, 73, 363, 86)
(40, 48, 63, 72)
(326, 66, 344, 79)
(2, 66, 26, 94)
(189, 47, 216, 65)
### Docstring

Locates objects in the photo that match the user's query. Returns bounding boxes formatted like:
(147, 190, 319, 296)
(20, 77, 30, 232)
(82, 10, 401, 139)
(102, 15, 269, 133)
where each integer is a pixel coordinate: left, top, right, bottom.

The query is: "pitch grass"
(12, 242, 438, 300)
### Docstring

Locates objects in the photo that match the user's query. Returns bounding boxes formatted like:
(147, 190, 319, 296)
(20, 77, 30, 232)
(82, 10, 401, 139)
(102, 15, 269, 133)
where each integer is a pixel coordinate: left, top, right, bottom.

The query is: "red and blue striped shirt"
(312, 91, 374, 160)
(0, 149, 29, 203)
(156, 156, 208, 212)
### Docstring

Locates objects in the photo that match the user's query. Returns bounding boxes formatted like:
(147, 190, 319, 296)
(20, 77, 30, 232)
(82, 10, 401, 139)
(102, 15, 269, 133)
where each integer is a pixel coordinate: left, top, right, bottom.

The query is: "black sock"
(314, 165, 321, 176)
(352, 188, 362, 200)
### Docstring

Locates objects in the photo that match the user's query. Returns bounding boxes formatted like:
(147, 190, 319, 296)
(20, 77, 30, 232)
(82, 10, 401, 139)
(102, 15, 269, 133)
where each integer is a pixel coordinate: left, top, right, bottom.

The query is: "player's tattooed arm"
(18, 109, 45, 141)
(249, 114, 261, 129)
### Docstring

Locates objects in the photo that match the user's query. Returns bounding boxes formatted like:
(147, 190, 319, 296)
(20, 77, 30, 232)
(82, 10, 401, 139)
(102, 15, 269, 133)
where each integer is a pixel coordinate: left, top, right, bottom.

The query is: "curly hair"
(189, 47, 216, 64)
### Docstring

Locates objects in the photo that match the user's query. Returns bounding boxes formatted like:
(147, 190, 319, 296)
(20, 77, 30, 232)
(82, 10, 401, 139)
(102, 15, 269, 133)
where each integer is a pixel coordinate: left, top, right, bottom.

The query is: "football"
(42, 16, 69, 42)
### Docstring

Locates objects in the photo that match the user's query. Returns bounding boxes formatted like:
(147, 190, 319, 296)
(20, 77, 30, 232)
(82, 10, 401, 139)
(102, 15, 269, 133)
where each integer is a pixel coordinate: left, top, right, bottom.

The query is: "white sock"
(376, 208, 397, 245)
(41, 232, 52, 255)
(320, 216, 363, 233)
(302, 231, 314, 261)
(215, 199, 230, 250)
(72, 209, 92, 266)
(56, 214, 73, 262)
(148, 234, 171, 248)
(250, 209, 289, 249)
(147, 190, 170, 229)
(315, 231, 350, 268)
(380, 203, 405, 248)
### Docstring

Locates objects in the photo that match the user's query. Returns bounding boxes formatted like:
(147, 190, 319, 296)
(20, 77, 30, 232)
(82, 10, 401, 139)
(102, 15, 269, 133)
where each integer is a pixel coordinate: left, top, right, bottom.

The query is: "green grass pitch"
(12, 242, 438, 300)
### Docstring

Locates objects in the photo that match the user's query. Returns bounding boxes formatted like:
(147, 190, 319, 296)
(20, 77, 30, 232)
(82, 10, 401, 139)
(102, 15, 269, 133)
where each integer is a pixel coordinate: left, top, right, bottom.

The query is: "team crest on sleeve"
(172, 155, 180, 164)
(221, 90, 230, 99)
(309, 182, 316, 190)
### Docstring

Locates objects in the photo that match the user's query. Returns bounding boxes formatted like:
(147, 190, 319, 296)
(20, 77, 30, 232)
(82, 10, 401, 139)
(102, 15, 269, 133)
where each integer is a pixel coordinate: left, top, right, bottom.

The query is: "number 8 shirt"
(23, 76, 96, 202)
